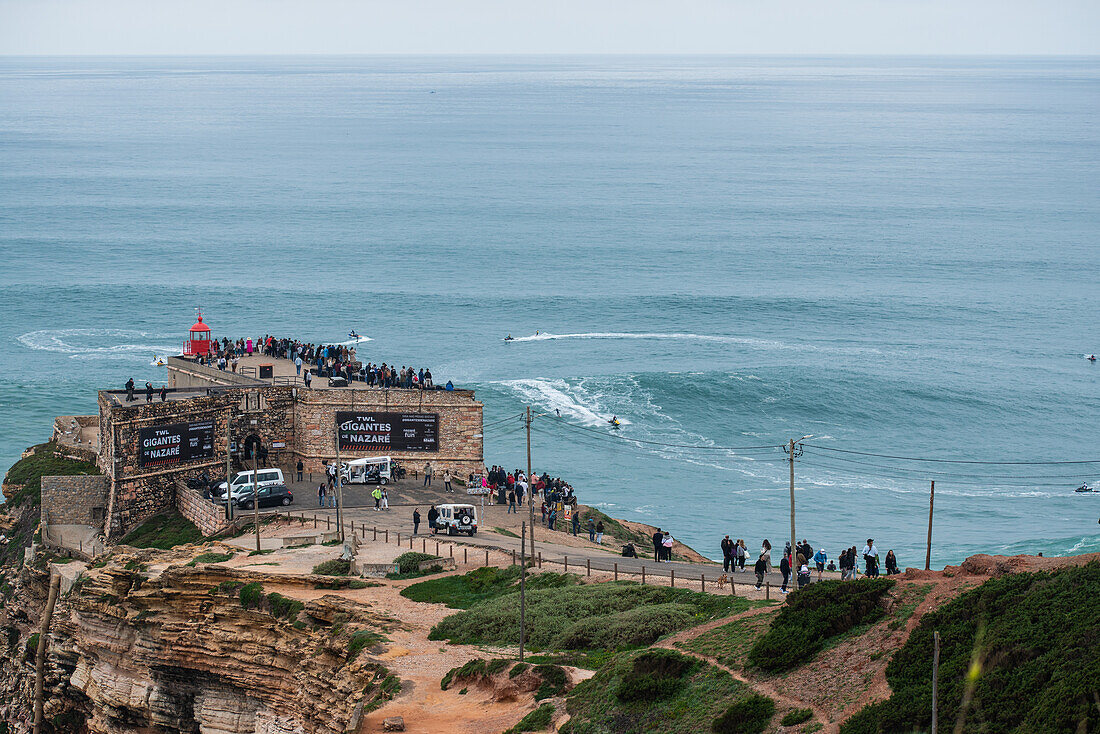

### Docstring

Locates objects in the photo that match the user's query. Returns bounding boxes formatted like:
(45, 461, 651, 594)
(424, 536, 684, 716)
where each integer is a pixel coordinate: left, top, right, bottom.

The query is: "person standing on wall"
(145, 381, 153, 403)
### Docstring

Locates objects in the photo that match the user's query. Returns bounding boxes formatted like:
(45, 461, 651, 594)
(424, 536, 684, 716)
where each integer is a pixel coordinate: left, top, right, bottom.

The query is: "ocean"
(1, 55, 1097, 566)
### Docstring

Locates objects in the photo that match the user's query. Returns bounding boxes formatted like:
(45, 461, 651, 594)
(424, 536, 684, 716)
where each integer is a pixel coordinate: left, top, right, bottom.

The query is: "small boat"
(1075, 484, 1095, 493)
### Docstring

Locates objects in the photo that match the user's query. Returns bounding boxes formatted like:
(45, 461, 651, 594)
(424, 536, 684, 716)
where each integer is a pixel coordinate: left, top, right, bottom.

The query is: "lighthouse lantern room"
(185, 313, 212, 357)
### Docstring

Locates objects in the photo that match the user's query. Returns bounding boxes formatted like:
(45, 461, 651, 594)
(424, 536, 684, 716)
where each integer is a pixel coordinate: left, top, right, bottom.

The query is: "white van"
(215, 468, 286, 499)
(435, 504, 478, 536)
(341, 457, 392, 485)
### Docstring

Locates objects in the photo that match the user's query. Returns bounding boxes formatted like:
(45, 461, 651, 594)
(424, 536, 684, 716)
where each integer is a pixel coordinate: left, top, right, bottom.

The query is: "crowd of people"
(727, 536, 901, 593)
(195, 335, 448, 390)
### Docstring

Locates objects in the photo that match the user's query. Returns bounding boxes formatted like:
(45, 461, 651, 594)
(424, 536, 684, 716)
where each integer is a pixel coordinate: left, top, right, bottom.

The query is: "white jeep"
(435, 504, 478, 536)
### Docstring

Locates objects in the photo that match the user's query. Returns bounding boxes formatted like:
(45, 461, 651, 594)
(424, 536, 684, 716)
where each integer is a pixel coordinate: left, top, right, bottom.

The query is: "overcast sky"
(1, 0, 1098, 56)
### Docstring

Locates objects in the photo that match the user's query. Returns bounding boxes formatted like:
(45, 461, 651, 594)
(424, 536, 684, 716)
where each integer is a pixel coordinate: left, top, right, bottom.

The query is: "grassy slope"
(429, 581, 756, 651)
(3, 442, 101, 508)
(841, 563, 1100, 734)
(120, 510, 203, 549)
(561, 649, 752, 734)
(401, 566, 577, 609)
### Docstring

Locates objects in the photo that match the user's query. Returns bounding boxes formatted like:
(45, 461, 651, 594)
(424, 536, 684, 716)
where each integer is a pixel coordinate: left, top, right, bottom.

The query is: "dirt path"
(655, 605, 833, 732)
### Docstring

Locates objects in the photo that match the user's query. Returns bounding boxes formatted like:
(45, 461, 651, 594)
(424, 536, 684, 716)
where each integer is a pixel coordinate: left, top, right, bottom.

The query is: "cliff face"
(2, 540, 401, 734)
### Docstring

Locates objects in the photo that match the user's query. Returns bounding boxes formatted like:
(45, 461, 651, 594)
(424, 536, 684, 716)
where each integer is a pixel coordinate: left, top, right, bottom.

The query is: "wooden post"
(926, 481, 935, 571)
(931, 631, 940, 733)
(519, 523, 526, 662)
(564, 556, 568, 573)
(614, 562, 618, 581)
(449, 544, 453, 558)
(385, 529, 388, 543)
(671, 569, 675, 588)
(422, 539, 426, 553)
(586, 558, 590, 577)
(314, 515, 317, 528)
(373, 527, 377, 541)
(512, 549, 516, 566)
(538, 552, 542, 568)
(464, 547, 468, 564)
(436, 541, 440, 555)
(397, 532, 401, 545)
(766, 581, 771, 600)
(409, 536, 413, 549)
(641, 565, 646, 584)
(701, 573, 705, 592)
(484, 550, 489, 567)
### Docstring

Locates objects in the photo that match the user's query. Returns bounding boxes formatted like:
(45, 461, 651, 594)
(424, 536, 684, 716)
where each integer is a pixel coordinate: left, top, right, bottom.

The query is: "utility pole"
(526, 406, 535, 561)
(252, 436, 260, 553)
(519, 522, 526, 662)
(335, 416, 344, 541)
(925, 481, 935, 570)
(225, 410, 233, 522)
(789, 438, 796, 569)
(786, 435, 812, 568)
(931, 630, 940, 734)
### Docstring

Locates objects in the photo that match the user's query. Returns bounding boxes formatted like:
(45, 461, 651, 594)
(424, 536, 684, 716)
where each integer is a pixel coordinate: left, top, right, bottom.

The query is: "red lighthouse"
(185, 313, 212, 357)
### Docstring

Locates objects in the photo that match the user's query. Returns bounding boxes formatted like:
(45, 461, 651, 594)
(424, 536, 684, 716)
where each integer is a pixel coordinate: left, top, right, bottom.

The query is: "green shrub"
(748, 579, 893, 672)
(711, 694, 775, 734)
(840, 563, 1100, 734)
(780, 708, 813, 726)
(24, 633, 40, 660)
(614, 650, 697, 702)
(348, 629, 383, 661)
(312, 559, 351, 576)
(238, 582, 264, 609)
(441, 658, 489, 690)
(218, 580, 244, 594)
(557, 603, 696, 650)
(430, 581, 751, 650)
(510, 662, 530, 678)
(267, 592, 304, 620)
(533, 664, 568, 700)
(189, 552, 234, 566)
(488, 658, 512, 675)
(506, 703, 555, 732)
(395, 551, 437, 574)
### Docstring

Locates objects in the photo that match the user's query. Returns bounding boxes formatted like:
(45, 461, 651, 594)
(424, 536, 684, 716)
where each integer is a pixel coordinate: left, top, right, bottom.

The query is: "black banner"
(337, 411, 439, 452)
(138, 420, 216, 468)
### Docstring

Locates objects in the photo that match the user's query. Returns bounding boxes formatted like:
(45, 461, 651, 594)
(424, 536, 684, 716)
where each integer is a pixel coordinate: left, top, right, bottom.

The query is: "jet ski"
(1075, 484, 1095, 493)
(151, 354, 166, 367)
(609, 416, 621, 429)
(504, 335, 514, 342)
(1088, 354, 1097, 362)
(348, 330, 361, 341)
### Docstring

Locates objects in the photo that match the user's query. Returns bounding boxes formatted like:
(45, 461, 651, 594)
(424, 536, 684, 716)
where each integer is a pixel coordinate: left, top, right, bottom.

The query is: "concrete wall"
(41, 474, 109, 527)
(175, 481, 228, 537)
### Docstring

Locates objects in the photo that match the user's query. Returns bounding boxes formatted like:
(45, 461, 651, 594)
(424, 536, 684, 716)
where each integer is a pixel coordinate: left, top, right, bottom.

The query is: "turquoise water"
(1, 56, 1098, 566)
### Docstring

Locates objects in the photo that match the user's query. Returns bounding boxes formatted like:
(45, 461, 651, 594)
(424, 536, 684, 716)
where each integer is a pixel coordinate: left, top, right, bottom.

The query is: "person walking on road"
(571, 512, 579, 536)
(662, 531, 674, 561)
(721, 535, 734, 573)
(413, 508, 421, 535)
(423, 462, 433, 487)
(587, 517, 596, 542)
(780, 553, 792, 593)
(755, 539, 772, 589)
(508, 489, 517, 514)
(372, 486, 382, 511)
(427, 505, 439, 535)
(595, 521, 604, 544)
(380, 487, 389, 510)
(443, 469, 452, 493)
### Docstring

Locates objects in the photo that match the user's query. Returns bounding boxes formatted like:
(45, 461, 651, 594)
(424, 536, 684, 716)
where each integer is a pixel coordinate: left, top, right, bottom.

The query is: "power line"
(799, 452, 1099, 480)
(804, 443, 1100, 466)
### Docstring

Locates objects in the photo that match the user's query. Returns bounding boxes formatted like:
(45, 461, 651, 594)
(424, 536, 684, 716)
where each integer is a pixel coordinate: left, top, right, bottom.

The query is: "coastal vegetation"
(120, 509, 203, 549)
(677, 610, 778, 670)
(747, 578, 894, 672)
(385, 551, 443, 579)
(401, 565, 576, 608)
(840, 563, 1100, 734)
(429, 581, 753, 651)
(505, 703, 555, 733)
(2, 442, 100, 508)
(561, 649, 756, 734)
(312, 558, 351, 576)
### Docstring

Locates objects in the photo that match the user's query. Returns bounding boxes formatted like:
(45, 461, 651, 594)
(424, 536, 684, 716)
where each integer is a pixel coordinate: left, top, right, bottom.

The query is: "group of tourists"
(123, 377, 167, 403)
(198, 335, 449, 390)
(740, 537, 901, 593)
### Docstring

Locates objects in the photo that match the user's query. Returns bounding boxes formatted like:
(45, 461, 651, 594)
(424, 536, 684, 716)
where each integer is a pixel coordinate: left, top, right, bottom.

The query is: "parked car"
(235, 484, 294, 510)
(434, 504, 478, 536)
(212, 468, 286, 500)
